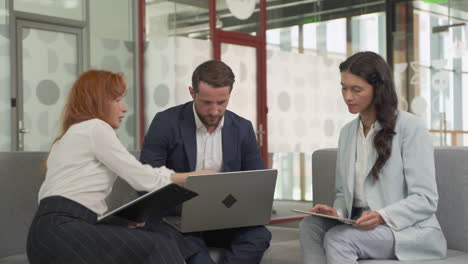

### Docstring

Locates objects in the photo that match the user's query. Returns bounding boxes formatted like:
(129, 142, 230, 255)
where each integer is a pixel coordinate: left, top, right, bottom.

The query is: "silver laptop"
(164, 169, 277, 233)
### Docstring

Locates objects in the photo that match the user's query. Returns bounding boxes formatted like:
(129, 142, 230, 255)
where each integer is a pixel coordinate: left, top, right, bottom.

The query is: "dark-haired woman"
(299, 52, 446, 263)
(26, 70, 213, 264)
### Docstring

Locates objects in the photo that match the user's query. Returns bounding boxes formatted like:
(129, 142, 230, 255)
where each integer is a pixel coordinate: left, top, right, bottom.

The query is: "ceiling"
(146, 0, 468, 38)
(450, 0, 468, 13)
(164, 0, 385, 38)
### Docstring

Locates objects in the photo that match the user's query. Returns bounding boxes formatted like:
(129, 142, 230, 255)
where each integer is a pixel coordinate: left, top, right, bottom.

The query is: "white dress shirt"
(38, 118, 174, 215)
(354, 119, 395, 227)
(193, 104, 224, 172)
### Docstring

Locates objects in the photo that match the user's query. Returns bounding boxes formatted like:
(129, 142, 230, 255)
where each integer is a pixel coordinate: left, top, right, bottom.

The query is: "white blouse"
(354, 120, 376, 208)
(38, 118, 174, 215)
(353, 120, 395, 228)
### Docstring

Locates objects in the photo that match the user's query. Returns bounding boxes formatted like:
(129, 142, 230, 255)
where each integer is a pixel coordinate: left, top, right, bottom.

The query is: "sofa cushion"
(0, 152, 46, 259)
(433, 147, 468, 253)
(0, 254, 28, 264)
(259, 226, 301, 264)
(268, 226, 299, 243)
(262, 240, 301, 264)
(208, 226, 300, 264)
(311, 147, 468, 255)
(311, 148, 338, 206)
(209, 248, 224, 263)
(358, 249, 468, 263)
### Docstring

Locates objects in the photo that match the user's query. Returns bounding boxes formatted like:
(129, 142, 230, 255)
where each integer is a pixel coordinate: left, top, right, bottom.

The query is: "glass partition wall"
(0, 0, 11, 151)
(89, 0, 138, 149)
(394, 0, 468, 147)
(144, 0, 388, 201)
(144, 0, 211, 129)
(266, 0, 387, 200)
(144, 0, 468, 202)
(266, 0, 468, 201)
(1, 0, 139, 151)
(144, 0, 263, 151)
(2, 0, 466, 198)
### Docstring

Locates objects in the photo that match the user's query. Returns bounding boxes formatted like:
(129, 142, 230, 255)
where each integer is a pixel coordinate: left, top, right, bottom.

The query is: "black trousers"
(27, 196, 197, 264)
(185, 226, 271, 264)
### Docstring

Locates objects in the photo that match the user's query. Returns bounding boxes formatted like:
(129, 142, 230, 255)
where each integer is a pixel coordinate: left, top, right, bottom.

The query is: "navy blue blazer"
(140, 102, 265, 172)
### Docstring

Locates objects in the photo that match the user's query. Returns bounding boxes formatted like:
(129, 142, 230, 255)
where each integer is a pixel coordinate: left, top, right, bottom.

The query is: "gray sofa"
(312, 147, 468, 263)
(2, 147, 467, 263)
(0, 152, 300, 264)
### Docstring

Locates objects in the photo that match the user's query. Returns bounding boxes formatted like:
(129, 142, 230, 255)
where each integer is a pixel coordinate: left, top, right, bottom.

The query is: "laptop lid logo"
(222, 194, 237, 208)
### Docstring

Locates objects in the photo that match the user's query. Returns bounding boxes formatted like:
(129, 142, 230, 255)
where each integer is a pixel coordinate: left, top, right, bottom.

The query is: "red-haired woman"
(26, 70, 211, 264)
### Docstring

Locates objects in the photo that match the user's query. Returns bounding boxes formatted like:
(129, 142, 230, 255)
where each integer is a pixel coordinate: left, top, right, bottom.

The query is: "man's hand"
(310, 204, 338, 217)
(171, 170, 218, 184)
(191, 170, 218, 175)
(353, 211, 385, 230)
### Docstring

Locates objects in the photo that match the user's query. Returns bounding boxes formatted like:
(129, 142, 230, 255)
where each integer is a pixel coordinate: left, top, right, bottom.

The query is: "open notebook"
(98, 183, 197, 225)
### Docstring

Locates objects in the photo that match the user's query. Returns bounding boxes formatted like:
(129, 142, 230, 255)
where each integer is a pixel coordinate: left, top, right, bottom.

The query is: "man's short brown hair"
(191, 60, 235, 93)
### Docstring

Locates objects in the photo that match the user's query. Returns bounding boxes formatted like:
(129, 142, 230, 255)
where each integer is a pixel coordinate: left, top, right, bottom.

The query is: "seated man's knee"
(243, 226, 271, 249)
(255, 226, 272, 242)
(185, 233, 209, 249)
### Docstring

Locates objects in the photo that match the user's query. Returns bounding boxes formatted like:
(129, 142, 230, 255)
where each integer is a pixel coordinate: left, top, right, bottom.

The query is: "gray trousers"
(299, 216, 396, 264)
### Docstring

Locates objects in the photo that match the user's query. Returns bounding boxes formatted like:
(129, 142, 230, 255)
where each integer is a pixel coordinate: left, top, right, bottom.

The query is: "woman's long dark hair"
(339, 51, 398, 180)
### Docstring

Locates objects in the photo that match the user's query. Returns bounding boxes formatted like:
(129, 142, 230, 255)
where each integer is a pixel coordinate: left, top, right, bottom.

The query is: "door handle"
(257, 123, 265, 147)
(18, 120, 29, 150)
(19, 128, 30, 134)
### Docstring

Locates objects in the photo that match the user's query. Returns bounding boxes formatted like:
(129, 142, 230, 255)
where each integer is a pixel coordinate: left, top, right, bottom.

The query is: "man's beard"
(199, 114, 222, 127)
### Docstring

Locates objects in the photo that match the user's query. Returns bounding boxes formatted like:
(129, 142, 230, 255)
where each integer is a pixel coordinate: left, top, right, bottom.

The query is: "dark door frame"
(209, 0, 269, 166)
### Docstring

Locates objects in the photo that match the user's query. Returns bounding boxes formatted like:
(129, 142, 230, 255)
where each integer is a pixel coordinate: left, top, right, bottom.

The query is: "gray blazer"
(333, 110, 447, 260)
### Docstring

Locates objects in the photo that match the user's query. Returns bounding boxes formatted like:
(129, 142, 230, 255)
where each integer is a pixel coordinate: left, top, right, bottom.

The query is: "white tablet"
(291, 209, 355, 224)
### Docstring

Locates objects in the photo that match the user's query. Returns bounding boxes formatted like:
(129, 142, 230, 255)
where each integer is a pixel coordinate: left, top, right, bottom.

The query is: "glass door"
(211, 0, 268, 163)
(220, 43, 257, 130)
(15, 20, 83, 151)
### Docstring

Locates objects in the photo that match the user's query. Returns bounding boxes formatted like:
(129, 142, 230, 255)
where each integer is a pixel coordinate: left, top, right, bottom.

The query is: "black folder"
(97, 183, 198, 225)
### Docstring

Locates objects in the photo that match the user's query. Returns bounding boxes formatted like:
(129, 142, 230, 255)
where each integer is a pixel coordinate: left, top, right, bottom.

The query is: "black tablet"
(98, 183, 198, 225)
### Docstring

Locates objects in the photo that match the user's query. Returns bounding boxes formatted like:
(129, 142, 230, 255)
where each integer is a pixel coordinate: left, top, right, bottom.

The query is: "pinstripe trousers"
(27, 196, 198, 264)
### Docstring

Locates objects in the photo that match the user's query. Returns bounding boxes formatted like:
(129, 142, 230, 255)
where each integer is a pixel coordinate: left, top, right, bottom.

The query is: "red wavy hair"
(43, 70, 126, 172)
(54, 69, 127, 143)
